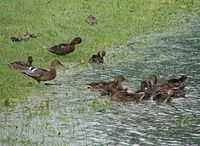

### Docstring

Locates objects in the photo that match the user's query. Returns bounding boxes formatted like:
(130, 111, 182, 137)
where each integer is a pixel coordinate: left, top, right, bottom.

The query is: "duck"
(86, 75, 128, 96)
(48, 37, 82, 55)
(145, 75, 157, 91)
(167, 75, 187, 86)
(22, 60, 65, 83)
(8, 56, 33, 70)
(153, 90, 173, 103)
(89, 50, 106, 64)
(154, 75, 187, 99)
(10, 33, 36, 42)
(86, 15, 97, 25)
(135, 81, 153, 100)
(111, 88, 145, 102)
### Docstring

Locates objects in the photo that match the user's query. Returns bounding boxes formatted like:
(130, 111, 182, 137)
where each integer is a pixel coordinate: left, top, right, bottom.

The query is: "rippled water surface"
(1, 15, 200, 146)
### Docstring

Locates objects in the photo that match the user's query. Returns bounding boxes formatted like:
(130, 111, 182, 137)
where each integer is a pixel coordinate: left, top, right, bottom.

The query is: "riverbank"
(0, 0, 198, 106)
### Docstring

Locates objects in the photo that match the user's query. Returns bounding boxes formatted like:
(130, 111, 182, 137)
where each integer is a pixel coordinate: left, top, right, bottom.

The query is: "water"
(0, 14, 200, 146)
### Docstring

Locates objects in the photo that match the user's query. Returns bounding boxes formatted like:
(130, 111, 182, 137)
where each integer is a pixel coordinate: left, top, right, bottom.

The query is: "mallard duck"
(86, 75, 128, 96)
(86, 15, 97, 25)
(10, 33, 36, 42)
(48, 37, 82, 55)
(8, 56, 33, 70)
(146, 75, 157, 90)
(22, 60, 65, 83)
(167, 75, 187, 86)
(153, 90, 173, 103)
(135, 81, 153, 100)
(154, 75, 187, 99)
(89, 50, 106, 64)
(111, 88, 145, 102)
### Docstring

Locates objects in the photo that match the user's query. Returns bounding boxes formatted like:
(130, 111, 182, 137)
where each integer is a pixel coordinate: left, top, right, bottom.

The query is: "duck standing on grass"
(8, 56, 33, 70)
(21, 60, 65, 83)
(48, 37, 82, 55)
(86, 75, 128, 96)
(10, 33, 36, 42)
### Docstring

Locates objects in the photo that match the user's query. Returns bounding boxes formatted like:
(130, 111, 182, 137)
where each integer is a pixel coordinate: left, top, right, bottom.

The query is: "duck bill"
(124, 78, 129, 82)
(60, 63, 67, 69)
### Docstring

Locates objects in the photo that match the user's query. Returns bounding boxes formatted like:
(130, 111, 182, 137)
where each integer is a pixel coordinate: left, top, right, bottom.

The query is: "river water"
(0, 14, 200, 145)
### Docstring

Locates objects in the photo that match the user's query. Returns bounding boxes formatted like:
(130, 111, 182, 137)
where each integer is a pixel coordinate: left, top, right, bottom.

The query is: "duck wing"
(22, 67, 48, 78)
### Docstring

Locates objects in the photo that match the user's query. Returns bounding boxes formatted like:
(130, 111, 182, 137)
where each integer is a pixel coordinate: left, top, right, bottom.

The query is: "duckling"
(48, 37, 82, 55)
(86, 15, 97, 25)
(8, 56, 33, 70)
(22, 60, 65, 83)
(89, 50, 106, 64)
(86, 75, 128, 96)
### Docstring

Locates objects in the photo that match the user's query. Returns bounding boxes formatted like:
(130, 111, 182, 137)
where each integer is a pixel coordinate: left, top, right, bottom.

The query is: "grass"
(0, 0, 198, 105)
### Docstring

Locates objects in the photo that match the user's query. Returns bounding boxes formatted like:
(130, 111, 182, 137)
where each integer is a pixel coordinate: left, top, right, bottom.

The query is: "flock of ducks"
(87, 75, 187, 103)
(8, 15, 187, 103)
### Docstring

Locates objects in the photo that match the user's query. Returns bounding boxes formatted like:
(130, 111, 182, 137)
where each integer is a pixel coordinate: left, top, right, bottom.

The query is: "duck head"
(114, 75, 128, 84)
(97, 50, 106, 58)
(70, 37, 82, 45)
(51, 60, 66, 69)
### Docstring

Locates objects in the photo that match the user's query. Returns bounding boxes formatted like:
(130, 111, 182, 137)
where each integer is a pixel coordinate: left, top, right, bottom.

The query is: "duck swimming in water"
(86, 75, 128, 96)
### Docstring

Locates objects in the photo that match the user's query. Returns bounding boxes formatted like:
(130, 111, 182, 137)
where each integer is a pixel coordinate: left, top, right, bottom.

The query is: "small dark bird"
(10, 33, 36, 42)
(48, 37, 82, 55)
(86, 15, 97, 25)
(8, 56, 33, 70)
(86, 75, 128, 96)
(89, 50, 106, 64)
(22, 60, 65, 83)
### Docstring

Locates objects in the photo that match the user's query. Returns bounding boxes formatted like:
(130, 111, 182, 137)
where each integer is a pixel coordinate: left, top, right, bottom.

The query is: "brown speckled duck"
(10, 33, 36, 42)
(135, 81, 153, 100)
(167, 75, 187, 86)
(154, 75, 187, 99)
(48, 37, 82, 55)
(22, 60, 65, 83)
(89, 50, 106, 64)
(153, 90, 173, 103)
(86, 75, 128, 96)
(8, 56, 33, 70)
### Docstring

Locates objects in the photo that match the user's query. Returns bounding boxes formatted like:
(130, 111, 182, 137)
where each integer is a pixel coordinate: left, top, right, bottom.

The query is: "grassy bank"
(0, 0, 198, 106)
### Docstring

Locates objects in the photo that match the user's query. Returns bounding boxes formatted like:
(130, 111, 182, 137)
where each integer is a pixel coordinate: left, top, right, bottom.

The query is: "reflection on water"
(1, 15, 200, 146)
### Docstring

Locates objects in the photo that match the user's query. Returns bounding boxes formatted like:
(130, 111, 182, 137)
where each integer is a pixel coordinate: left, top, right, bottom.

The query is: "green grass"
(0, 0, 198, 105)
